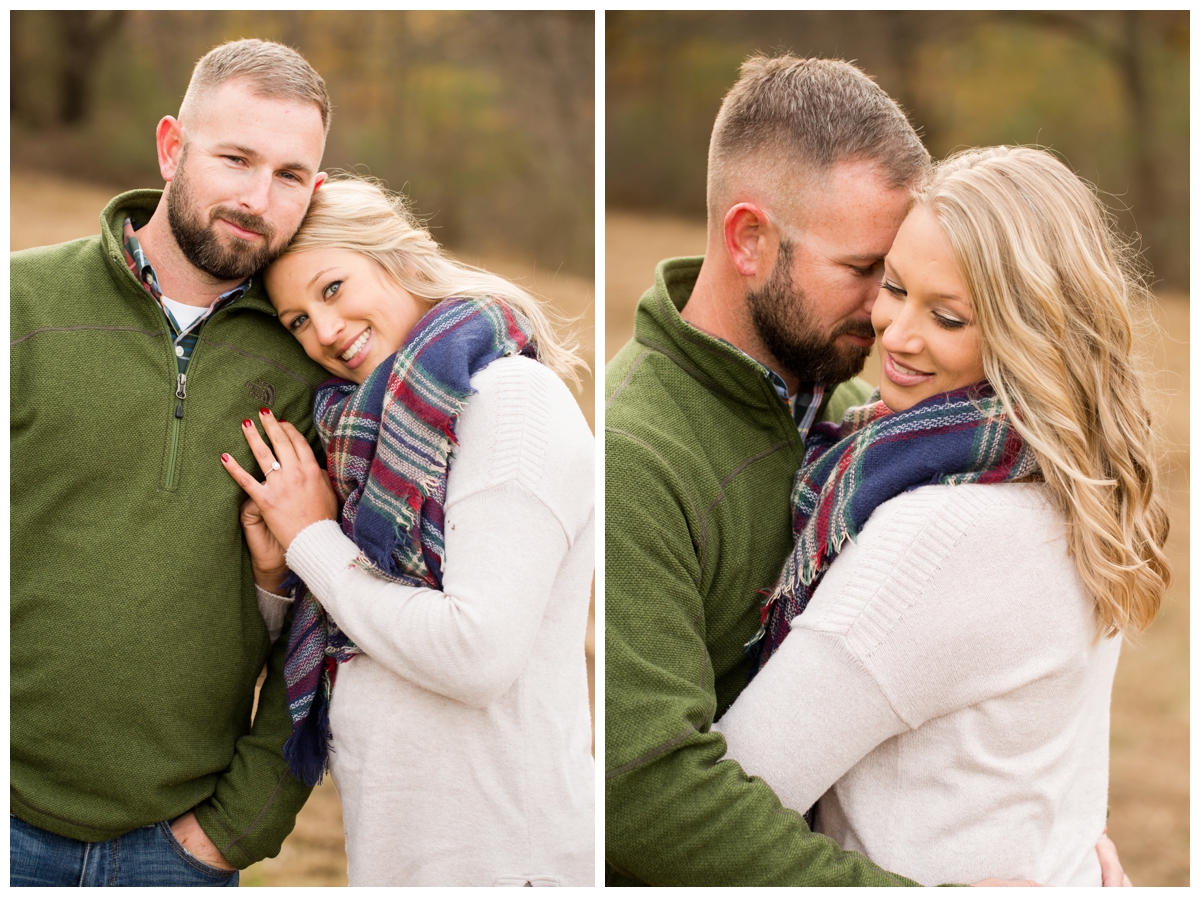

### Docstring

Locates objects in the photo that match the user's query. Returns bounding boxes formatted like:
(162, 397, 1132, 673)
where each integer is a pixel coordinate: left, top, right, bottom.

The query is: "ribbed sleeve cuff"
(285, 519, 362, 602)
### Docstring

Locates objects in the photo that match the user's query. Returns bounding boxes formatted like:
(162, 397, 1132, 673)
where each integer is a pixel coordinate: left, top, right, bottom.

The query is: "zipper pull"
(175, 373, 187, 418)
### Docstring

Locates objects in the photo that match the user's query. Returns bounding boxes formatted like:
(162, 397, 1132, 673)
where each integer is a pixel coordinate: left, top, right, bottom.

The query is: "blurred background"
(606, 10, 1188, 887)
(11, 10, 594, 886)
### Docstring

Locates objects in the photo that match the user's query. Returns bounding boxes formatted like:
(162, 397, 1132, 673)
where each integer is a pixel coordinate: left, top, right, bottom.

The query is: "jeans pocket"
(157, 821, 237, 880)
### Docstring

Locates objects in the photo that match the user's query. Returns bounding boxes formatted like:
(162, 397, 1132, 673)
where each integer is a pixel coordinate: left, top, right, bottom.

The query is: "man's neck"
(134, 200, 244, 307)
(683, 255, 801, 394)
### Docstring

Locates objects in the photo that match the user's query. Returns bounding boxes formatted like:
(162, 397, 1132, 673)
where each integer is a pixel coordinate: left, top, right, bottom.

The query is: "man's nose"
(238, 169, 272, 217)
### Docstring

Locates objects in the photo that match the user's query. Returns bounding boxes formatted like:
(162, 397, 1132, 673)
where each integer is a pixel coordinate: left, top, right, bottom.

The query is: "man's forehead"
(793, 162, 911, 253)
(184, 79, 324, 132)
(184, 83, 326, 164)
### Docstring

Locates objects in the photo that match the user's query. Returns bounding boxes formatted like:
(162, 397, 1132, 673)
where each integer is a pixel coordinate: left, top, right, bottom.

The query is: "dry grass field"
(605, 210, 1190, 887)
(11, 171, 595, 887)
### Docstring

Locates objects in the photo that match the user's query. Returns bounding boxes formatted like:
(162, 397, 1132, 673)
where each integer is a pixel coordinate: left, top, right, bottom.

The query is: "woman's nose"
(313, 312, 343, 346)
(880, 306, 921, 355)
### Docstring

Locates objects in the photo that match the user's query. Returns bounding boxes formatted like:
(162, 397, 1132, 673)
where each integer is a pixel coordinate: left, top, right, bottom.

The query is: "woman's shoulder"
(462, 354, 592, 451)
(449, 355, 593, 518)
(869, 481, 1059, 529)
(806, 482, 1083, 642)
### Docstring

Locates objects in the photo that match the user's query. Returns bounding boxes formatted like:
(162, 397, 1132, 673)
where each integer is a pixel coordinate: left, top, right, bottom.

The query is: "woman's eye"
(934, 313, 967, 330)
(287, 314, 308, 332)
(880, 279, 905, 296)
(323, 280, 342, 300)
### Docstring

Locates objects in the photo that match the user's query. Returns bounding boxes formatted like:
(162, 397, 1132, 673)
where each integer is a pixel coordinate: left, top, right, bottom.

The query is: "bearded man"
(605, 54, 1137, 889)
(11, 39, 331, 885)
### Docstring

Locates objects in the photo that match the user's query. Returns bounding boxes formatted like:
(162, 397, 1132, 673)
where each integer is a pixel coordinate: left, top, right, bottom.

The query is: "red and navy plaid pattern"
(750, 382, 1039, 668)
(282, 295, 536, 785)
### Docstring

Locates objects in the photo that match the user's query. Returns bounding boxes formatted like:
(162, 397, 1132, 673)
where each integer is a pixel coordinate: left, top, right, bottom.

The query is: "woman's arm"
(286, 483, 574, 707)
(286, 356, 592, 707)
(713, 623, 908, 814)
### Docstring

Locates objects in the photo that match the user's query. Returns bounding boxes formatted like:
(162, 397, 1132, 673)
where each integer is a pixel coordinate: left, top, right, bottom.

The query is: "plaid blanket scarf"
(750, 382, 1039, 671)
(283, 295, 536, 785)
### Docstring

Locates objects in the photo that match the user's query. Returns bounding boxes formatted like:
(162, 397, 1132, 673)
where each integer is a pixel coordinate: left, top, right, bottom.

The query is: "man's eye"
(287, 314, 308, 332)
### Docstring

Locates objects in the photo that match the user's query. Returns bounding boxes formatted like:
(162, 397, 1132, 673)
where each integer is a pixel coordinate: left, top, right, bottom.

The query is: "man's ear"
(156, 116, 186, 183)
(723, 202, 771, 278)
(312, 171, 328, 193)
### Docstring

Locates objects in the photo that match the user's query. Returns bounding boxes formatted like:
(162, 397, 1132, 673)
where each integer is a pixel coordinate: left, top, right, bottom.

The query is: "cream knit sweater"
(715, 483, 1120, 886)
(277, 356, 595, 886)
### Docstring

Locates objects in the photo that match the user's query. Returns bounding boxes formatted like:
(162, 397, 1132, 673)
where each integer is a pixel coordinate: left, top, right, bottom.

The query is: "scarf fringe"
(283, 672, 333, 787)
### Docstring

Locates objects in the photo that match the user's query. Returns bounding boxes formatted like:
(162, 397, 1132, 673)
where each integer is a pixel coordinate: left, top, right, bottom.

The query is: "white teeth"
(340, 329, 370, 362)
(892, 356, 927, 376)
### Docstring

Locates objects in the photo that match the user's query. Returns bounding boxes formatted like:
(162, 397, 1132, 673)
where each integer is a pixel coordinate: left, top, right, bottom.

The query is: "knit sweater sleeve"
(714, 483, 1091, 841)
(284, 356, 593, 708)
(604, 429, 919, 888)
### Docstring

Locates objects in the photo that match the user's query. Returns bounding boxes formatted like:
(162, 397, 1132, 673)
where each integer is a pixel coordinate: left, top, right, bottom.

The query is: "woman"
(715, 147, 1169, 886)
(220, 177, 594, 886)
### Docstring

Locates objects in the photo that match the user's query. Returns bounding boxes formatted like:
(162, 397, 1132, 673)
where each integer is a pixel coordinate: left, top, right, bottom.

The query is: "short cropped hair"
(179, 38, 331, 136)
(707, 56, 929, 222)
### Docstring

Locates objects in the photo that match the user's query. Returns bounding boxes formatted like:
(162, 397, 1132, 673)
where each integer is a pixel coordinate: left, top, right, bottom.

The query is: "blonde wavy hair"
(915, 146, 1169, 637)
(277, 175, 585, 383)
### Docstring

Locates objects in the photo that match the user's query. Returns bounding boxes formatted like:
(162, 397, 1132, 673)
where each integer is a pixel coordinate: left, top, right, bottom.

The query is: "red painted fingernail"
(243, 419, 252, 427)
(260, 407, 271, 415)
(221, 453, 231, 462)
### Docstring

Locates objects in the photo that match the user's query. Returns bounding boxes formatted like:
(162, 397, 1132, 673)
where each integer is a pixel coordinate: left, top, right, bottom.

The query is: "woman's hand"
(221, 408, 340, 552)
(241, 498, 289, 593)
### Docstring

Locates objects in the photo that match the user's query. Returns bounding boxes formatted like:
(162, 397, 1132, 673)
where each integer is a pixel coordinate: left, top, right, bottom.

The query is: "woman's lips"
(339, 328, 372, 368)
(882, 352, 934, 387)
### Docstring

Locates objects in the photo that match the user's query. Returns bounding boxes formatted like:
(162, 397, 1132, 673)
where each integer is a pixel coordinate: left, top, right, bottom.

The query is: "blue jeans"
(10, 815, 239, 887)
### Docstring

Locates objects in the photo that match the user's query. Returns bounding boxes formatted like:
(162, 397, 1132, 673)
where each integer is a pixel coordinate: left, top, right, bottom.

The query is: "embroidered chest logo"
(246, 378, 276, 407)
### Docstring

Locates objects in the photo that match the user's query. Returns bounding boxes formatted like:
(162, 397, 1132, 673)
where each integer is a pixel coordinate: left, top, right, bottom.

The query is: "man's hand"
(1097, 828, 1132, 887)
(240, 497, 289, 593)
(170, 811, 236, 872)
(971, 880, 1042, 887)
(968, 829, 1130, 888)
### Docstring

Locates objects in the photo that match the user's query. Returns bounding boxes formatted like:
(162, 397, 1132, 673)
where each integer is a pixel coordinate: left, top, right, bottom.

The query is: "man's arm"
(191, 611, 312, 868)
(604, 429, 919, 887)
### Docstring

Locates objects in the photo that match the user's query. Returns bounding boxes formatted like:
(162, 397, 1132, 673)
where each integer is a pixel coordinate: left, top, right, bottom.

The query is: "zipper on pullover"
(164, 368, 188, 489)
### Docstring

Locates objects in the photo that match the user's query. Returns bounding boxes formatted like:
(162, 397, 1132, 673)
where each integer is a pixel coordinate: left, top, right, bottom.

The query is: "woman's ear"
(723, 202, 771, 278)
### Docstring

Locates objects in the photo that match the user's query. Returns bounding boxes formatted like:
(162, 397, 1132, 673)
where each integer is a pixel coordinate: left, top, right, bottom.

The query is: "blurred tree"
(10, 11, 126, 126)
(606, 10, 1188, 289)
(57, 11, 126, 124)
(1013, 10, 1188, 285)
(9, 11, 594, 277)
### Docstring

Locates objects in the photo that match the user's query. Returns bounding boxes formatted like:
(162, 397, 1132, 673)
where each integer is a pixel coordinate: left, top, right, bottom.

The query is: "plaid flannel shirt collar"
(722, 339, 826, 439)
(121, 218, 250, 342)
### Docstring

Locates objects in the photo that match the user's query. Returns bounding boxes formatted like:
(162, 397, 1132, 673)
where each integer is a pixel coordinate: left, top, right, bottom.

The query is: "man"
(605, 56, 1127, 887)
(11, 39, 331, 885)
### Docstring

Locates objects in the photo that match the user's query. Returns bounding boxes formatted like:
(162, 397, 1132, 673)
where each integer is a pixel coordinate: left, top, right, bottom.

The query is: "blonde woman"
(715, 147, 1169, 886)
(219, 177, 594, 886)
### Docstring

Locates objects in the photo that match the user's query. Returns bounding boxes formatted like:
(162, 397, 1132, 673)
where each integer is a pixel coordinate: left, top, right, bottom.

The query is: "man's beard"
(746, 239, 874, 386)
(167, 148, 286, 280)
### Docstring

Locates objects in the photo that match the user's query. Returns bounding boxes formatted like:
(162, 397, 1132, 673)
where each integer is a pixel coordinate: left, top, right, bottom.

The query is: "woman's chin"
(878, 383, 912, 414)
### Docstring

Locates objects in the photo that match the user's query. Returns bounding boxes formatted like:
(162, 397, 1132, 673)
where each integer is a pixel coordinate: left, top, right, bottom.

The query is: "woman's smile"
(872, 206, 986, 411)
(338, 328, 372, 365)
(265, 247, 430, 383)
